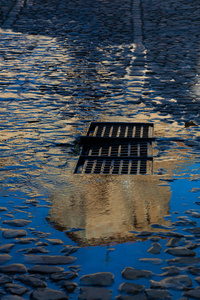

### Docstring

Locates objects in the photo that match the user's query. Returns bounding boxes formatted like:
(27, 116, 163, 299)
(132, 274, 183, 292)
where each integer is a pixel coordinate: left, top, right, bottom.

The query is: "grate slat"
(93, 159, 103, 174)
(75, 157, 153, 175)
(127, 125, 134, 137)
(142, 125, 149, 138)
(119, 125, 126, 137)
(96, 126, 104, 137)
(104, 125, 112, 137)
(140, 160, 147, 174)
(121, 159, 130, 174)
(82, 142, 152, 158)
(112, 160, 121, 174)
(135, 125, 141, 138)
(112, 125, 119, 137)
(130, 160, 139, 174)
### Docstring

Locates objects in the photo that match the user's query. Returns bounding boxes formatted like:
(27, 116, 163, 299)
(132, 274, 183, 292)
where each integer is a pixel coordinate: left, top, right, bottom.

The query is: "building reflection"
(48, 174, 171, 246)
(47, 118, 199, 247)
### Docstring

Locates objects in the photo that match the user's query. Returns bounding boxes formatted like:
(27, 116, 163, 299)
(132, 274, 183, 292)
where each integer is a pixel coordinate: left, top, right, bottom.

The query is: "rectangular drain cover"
(87, 122, 154, 138)
(74, 122, 154, 175)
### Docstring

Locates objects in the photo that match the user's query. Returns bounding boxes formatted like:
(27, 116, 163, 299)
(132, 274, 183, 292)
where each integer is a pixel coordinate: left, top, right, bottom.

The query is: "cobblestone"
(141, 0, 200, 121)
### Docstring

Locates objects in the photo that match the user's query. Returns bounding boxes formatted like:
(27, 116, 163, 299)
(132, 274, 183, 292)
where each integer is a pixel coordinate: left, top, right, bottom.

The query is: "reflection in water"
(48, 175, 171, 246)
(47, 122, 200, 247)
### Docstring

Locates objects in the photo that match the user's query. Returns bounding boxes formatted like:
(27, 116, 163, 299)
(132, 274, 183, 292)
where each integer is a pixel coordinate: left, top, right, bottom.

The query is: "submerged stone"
(17, 274, 47, 288)
(185, 240, 197, 249)
(187, 266, 200, 275)
(165, 238, 183, 247)
(185, 227, 200, 234)
(4, 283, 28, 296)
(35, 242, 49, 247)
(0, 243, 15, 253)
(80, 272, 114, 286)
(1, 296, 25, 300)
(116, 295, 147, 300)
(62, 281, 78, 293)
(155, 232, 184, 238)
(69, 265, 81, 272)
(183, 287, 200, 299)
(160, 266, 180, 276)
(145, 289, 172, 299)
(148, 243, 162, 254)
(50, 271, 78, 281)
(118, 282, 145, 294)
(30, 231, 51, 238)
(18, 247, 49, 254)
(0, 274, 13, 284)
(25, 255, 76, 265)
(172, 219, 197, 227)
(46, 239, 64, 245)
(13, 205, 30, 210)
(28, 265, 65, 274)
(185, 210, 200, 218)
(135, 231, 153, 237)
(195, 277, 200, 284)
(30, 288, 68, 300)
(60, 245, 79, 255)
(190, 188, 200, 193)
(151, 224, 172, 230)
(79, 287, 112, 300)
(16, 237, 39, 244)
(2, 219, 32, 227)
(165, 247, 196, 256)
(4, 214, 14, 218)
(150, 275, 193, 290)
(122, 267, 153, 280)
(0, 207, 8, 211)
(2, 229, 27, 239)
(0, 254, 12, 264)
(166, 257, 200, 265)
(0, 264, 27, 274)
(139, 258, 163, 265)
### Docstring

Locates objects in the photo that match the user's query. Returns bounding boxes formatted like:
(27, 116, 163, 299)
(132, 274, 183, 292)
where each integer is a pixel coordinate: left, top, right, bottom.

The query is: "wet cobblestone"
(141, 0, 200, 121)
(0, 0, 16, 25)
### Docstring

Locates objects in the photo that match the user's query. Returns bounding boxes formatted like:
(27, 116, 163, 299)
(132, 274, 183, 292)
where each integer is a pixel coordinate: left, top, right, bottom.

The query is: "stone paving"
(142, 0, 200, 122)
(0, 0, 200, 299)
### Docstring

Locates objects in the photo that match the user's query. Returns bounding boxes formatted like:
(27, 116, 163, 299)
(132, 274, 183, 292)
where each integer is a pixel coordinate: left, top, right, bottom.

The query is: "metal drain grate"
(74, 122, 154, 175)
(87, 122, 154, 139)
(81, 142, 153, 158)
(74, 157, 153, 175)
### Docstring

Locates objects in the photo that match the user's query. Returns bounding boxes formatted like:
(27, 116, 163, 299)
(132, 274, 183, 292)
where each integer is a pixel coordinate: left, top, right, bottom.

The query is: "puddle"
(48, 175, 171, 246)
(0, 0, 200, 296)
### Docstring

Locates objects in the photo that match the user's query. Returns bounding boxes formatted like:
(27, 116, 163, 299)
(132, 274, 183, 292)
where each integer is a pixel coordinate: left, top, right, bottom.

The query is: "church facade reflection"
(48, 174, 171, 246)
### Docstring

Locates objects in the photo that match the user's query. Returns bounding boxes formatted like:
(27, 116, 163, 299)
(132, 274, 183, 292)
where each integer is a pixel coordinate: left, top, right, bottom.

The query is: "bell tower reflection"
(48, 174, 171, 246)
